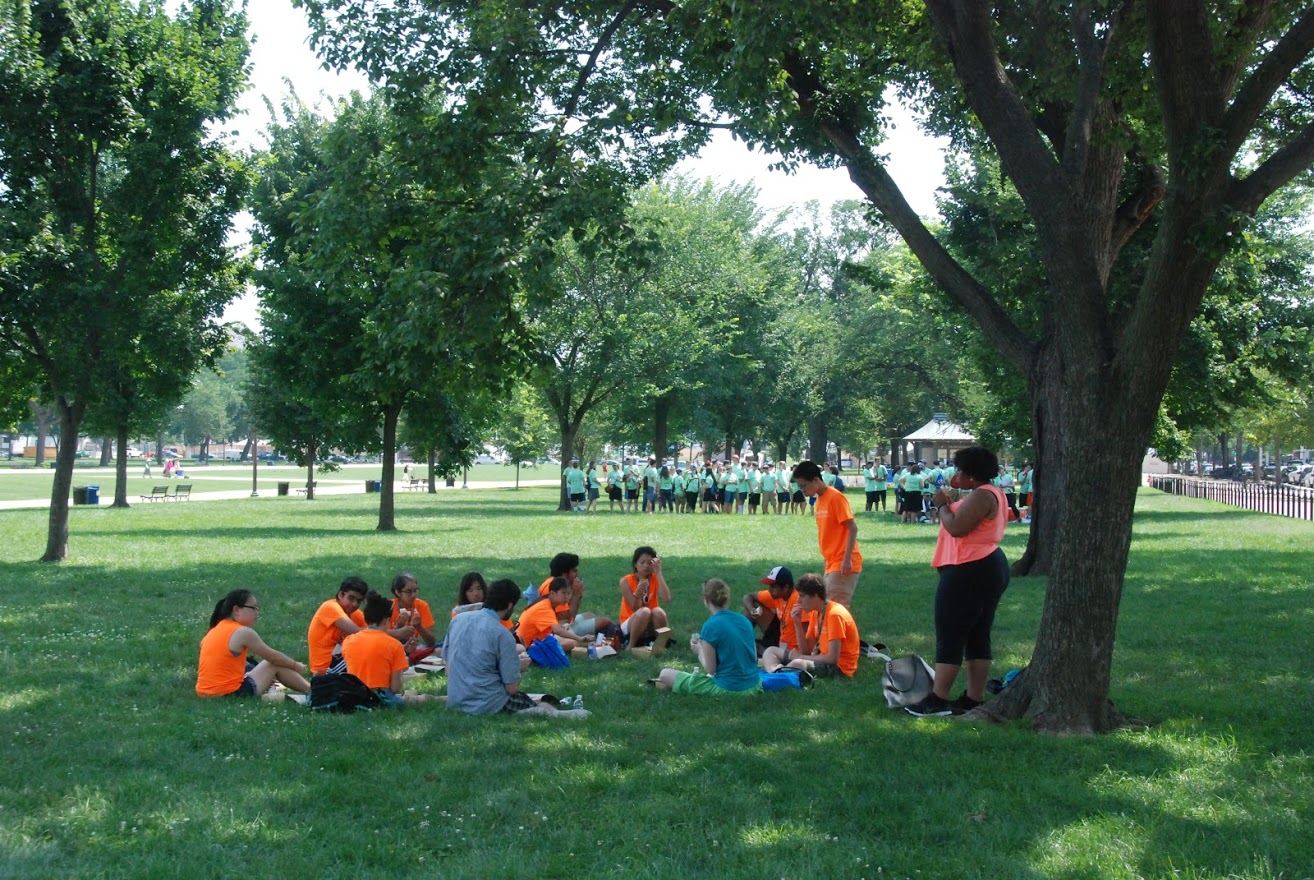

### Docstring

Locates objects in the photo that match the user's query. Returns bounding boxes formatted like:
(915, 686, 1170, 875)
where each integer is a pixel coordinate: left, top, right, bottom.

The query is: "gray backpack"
(882, 654, 935, 708)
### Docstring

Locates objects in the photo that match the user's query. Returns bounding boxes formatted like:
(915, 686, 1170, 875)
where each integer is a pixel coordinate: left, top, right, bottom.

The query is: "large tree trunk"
(99, 436, 112, 467)
(428, 448, 437, 492)
(1010, 346, 1060, 576)
(557, 421, 578, 510)
(653, 394, 672, 464)
(807, 416, 828, 466)
(42, 398, 85, 562)
(112, 425, 131, 508)
(305, 437, 317, 500)
(977, 354, 1151, 735)
(30, 400, 50, 467)
(377, 405, 401, 531)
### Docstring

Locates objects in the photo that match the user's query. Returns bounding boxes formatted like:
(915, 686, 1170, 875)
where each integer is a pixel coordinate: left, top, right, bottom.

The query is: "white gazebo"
(901, 415, 975, 466)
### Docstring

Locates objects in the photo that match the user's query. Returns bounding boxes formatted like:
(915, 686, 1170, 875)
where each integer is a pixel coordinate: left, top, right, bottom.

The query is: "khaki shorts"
(824, 571, 860, 607)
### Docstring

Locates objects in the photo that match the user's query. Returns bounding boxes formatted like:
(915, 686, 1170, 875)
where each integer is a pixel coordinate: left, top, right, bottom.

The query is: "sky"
(223, 1, 950, 326)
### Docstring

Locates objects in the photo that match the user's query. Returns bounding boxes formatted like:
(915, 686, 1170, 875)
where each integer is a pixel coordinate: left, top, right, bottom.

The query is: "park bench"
(141, 485, 170, 502)
(169, 484, 192, 501)
(402, 478, 425, 491)
(294, 481, 318, 495)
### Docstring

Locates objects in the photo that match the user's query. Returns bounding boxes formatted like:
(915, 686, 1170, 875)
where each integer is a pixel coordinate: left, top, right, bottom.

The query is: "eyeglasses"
(240, 604, 259, 612)
(399, 588, 418, 595)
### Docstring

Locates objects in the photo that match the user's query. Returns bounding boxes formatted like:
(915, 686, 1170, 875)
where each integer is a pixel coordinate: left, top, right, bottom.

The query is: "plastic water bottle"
(587, 644, 597, 659)
(573, 694, 584, 710)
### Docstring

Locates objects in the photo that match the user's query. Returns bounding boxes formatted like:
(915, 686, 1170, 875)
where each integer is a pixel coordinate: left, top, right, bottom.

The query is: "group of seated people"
(195, 546, 863, 714)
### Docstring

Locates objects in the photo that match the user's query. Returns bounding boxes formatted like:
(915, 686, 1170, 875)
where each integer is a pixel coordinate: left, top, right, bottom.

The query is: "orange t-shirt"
(341, 628, 408, 690)
(540, 576, 574, 621)
(619, 573, 660, 624)
(390, 597, 435, 631)
(806, 601, 860, 676)
(308, 598, 366, 674)
(517, 594, 561, 645)
(814, 487, 863, 574)
(196, 619, 247, 696)
(755, 588, 801, 650)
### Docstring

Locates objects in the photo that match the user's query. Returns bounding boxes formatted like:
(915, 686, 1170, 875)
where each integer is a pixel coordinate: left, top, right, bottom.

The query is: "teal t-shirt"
(565, 467, 585, 494)
(701, 610, 760, 692)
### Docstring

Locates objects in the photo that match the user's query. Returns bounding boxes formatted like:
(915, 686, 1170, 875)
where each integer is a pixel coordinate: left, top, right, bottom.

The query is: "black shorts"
(748, 493, 761, 505)
(792, 491, 804, 503)
(625, 488, 638, 500)
(777, 491, 790, 504)
(608, 485, 622, 500)
(570, 492, 585, 503)
(866, 490, 878, 503)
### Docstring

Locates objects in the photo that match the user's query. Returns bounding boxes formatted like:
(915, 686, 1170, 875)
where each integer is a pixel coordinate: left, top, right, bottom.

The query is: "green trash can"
(277, 481, 290, 496)
(86, 485, 100, 505)
(365, 480, 376, 493)
(72, 486, 88, 505)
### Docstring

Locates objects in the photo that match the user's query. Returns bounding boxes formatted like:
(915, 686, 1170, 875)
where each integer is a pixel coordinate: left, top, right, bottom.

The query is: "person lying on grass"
(654, 578, 761, 696)
(389, 572, 437, 663)
(444, 578, 588, 718)
(761, 574, 860, 681)
(342, 591, 441, 706)
(196, 590, 310, 698)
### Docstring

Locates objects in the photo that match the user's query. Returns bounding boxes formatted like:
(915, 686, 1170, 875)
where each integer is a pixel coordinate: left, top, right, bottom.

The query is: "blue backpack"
(527, 635, 571, 669)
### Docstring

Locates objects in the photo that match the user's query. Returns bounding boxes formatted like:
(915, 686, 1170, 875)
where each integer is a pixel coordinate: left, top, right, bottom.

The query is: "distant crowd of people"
(198, 448, 1014, 719)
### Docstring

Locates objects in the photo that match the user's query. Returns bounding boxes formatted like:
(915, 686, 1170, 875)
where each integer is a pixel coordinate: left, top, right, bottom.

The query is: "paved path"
(0, 477, 560, 510)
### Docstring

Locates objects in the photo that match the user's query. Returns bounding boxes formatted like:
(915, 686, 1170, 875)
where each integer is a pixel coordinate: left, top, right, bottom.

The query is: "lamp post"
(250, 435, 259, 497)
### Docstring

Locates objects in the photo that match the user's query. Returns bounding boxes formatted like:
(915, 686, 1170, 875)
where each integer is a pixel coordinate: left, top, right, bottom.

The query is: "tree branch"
(1229, 120, 1314, 215)
(923, 0, 1067, 221)
(1219, 5, 1314, 163)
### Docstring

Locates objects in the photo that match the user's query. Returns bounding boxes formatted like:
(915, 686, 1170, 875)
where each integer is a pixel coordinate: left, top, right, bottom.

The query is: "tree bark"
(99, 436, 112, 467)
(653, 394, 672, 464)
(305, 437, 317, 500)
(427, 448, 437, 492)
(112, 425, 131, 508)
(30, 400, 49, 468)
(557, 421, 578, 510)
(377, 405, 401, 531)
(42, 398, 85, 562)
(807, 417, 828, 466)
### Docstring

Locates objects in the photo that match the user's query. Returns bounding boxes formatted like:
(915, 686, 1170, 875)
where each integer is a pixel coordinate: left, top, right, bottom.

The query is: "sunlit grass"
(0, 487, 1309, 878)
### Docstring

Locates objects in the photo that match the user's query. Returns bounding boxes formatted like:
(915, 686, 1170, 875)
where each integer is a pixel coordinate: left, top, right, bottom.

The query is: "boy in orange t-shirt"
(742, 565, 800, 652)
(343, 591, 440, 705)
(762, 574, 860, 679)
(518, 578, 581, 652)
(307, 576, 417, 674)
(793, 460, 863, 609)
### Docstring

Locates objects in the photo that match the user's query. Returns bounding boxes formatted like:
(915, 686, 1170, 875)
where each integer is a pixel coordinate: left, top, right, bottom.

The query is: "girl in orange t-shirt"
(619, 545, 670, 650)
(196, 590, 309, 698)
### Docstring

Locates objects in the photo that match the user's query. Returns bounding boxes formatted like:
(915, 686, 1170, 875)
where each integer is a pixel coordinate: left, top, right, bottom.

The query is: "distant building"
(900, 414, 975, 466)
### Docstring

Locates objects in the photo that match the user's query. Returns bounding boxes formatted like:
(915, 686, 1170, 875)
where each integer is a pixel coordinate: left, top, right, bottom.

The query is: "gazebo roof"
(903, 418, 975, 442)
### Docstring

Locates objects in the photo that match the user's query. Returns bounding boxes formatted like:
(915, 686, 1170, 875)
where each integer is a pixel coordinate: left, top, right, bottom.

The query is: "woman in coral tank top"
(905, 446, 1010, 718)
(196, 590, 310, 698)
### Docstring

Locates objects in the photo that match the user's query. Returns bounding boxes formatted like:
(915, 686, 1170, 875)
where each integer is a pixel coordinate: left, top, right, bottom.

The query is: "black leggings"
(934, 548, 1010, 665)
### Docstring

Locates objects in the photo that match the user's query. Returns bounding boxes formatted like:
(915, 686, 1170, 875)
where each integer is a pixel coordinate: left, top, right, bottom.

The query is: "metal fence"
(1147, 475, 1314, 523)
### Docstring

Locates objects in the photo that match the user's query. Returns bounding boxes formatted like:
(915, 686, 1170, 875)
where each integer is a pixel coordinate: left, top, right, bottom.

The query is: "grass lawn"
(0, 488, 1309, 879)
(0, 463, 555, 503)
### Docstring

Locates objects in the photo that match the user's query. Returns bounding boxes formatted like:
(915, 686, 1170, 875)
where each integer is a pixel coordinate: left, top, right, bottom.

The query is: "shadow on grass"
(1, 489, 1311, 878)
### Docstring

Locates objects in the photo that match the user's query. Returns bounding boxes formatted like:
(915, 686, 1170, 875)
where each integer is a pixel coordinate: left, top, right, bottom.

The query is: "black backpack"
(309, 672, 381, 714)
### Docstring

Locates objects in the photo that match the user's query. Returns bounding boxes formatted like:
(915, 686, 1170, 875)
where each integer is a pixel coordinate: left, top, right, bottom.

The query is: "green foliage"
(0, 0, 251, 557)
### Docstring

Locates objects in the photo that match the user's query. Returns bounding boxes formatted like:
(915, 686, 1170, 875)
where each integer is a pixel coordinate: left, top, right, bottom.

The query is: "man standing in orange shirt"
(792, 460, 862, 609)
